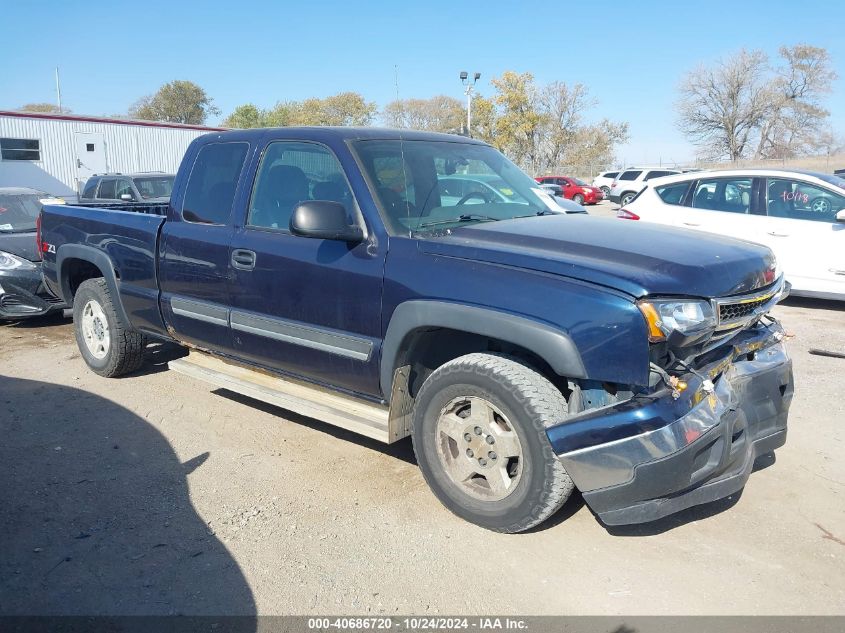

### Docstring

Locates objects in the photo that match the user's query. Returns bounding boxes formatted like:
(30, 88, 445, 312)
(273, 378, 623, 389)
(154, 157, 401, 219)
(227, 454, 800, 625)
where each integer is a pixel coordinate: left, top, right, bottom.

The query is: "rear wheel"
(412, 353, 574, 533)
(810, 197, 831, 214)
(620, 191, 636, 206)
(73, 278, 146, 377)
(573, 194, 585, 206)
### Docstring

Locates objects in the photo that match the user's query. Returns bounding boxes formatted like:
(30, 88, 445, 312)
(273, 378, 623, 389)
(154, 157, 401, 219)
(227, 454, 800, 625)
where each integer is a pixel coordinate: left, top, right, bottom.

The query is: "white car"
(618, 169, 845, 300)
(590, 170, 619, 197)
(608, 168, 681, 206)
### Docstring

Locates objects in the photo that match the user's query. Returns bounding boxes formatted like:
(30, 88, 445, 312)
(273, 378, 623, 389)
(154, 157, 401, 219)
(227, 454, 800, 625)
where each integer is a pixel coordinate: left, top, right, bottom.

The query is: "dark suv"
(80, 173, 176, 204)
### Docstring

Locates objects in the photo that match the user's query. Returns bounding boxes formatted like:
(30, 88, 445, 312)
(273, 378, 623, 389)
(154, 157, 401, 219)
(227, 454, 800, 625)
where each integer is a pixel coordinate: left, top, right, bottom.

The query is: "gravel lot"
(1, 258, 843, 616)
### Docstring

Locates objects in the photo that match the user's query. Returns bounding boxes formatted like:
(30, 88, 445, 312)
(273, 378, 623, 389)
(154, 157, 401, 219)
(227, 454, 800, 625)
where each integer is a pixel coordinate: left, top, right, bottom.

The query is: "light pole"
(460, 71, 481, 135)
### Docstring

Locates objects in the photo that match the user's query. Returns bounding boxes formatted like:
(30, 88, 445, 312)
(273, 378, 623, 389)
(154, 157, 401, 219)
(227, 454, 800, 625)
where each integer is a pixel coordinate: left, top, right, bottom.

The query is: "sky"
(2, 0, 843, 166)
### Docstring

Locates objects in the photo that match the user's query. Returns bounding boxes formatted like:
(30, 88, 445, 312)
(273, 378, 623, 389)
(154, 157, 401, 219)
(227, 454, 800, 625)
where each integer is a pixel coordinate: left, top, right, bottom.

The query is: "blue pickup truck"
(39, 128, 793, 532)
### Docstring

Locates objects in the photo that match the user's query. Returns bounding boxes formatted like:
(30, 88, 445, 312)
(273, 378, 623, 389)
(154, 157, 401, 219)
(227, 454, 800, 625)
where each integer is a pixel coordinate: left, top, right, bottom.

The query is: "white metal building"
(0, 110, 224, 199)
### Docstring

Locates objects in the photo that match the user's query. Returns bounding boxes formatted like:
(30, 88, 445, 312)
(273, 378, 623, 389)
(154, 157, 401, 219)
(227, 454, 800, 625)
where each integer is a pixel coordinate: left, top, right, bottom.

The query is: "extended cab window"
(248, 141, 354, 231)
(655, 181, 690, 205)
(618, 170, 642, 181)
(766, 178, 845, 222)
(182, 142, 249, 224)
(692, 178, 752, 214)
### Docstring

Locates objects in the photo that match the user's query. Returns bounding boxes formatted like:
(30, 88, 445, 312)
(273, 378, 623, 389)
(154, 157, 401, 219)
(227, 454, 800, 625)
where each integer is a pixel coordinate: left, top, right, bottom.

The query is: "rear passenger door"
(227, 140, 385, 396)
(159, 141, 250, 353)
(680, 176, 764, 241)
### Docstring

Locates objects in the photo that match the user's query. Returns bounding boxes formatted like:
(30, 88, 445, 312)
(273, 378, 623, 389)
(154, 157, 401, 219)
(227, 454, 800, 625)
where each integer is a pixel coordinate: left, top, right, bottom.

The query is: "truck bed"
(40, 203, 168, 336)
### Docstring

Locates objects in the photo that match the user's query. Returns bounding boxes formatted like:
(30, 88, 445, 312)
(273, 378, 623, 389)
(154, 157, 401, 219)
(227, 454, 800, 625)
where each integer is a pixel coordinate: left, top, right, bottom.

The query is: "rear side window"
(603, 171, 618, 178)
(619, 170, 642, 181)
(81, 179, 98, 199)
(97, 179, 116, 199)
(655, 181, 690, 205)
(182, 142, 249, 224)
(692, 178, 752, 214)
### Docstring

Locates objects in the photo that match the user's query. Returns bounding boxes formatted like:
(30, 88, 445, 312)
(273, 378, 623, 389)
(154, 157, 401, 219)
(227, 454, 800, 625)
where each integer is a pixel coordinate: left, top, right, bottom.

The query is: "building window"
(0, 138, 41, 161)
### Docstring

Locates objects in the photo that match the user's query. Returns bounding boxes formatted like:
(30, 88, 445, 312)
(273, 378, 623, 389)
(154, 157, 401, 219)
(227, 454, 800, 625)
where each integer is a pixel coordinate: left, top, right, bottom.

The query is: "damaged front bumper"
(0, 267, 67, 319)
(547, 321, 794, 526)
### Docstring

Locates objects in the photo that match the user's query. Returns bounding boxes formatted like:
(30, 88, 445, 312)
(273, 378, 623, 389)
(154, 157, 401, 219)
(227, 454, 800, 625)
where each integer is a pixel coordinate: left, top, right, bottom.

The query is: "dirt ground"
(1, 295, 843, 616)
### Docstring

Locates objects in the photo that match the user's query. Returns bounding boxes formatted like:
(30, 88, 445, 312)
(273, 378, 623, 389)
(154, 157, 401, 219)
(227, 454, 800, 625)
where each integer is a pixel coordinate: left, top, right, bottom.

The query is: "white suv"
(590, 170, 618, 197)
(618, 168, 845, 300)
(608, 168, 680, 206)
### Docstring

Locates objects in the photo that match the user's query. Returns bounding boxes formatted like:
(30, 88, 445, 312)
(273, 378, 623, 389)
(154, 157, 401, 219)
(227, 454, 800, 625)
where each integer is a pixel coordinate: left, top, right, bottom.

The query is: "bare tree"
(677, 49, 771, 161)
(382, 95, 464, 132)
(754, 45, 837, 158)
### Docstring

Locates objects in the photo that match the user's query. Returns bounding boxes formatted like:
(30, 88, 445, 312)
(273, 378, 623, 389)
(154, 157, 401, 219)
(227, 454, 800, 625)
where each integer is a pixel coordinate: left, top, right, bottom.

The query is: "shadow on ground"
(0, 375, 256, 618)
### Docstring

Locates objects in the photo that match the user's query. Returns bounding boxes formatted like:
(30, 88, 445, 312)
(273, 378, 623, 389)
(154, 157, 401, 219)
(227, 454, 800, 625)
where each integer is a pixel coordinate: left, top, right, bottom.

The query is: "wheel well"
(394, 327, 571, 400)
(63, 258, 105, 300)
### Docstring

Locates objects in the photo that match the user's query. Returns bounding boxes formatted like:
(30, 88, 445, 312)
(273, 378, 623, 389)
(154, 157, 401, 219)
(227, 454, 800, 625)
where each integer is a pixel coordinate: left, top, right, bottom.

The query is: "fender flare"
(380, 300, 587, 396)
(56, 244, 130, 325)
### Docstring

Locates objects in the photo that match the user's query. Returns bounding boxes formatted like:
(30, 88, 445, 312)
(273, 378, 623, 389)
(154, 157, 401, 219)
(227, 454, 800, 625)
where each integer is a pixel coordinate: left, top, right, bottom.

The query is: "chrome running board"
(169, 351, 404, 443)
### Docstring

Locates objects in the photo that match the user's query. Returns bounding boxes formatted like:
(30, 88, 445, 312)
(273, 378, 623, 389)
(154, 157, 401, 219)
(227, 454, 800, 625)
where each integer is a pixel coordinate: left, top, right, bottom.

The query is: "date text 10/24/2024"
(307, 617, 528, 630)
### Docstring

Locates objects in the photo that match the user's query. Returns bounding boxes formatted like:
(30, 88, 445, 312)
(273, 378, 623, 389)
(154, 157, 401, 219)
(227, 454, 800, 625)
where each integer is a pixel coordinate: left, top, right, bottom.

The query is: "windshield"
(132, 176, 175, 199)
(0, 193, 48, 233)
(572, 177, 588, 186)
(353, 139, 559, 234)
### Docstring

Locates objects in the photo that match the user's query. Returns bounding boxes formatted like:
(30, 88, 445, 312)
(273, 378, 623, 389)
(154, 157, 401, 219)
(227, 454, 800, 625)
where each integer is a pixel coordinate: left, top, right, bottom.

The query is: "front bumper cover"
(548, 323, 793, 525)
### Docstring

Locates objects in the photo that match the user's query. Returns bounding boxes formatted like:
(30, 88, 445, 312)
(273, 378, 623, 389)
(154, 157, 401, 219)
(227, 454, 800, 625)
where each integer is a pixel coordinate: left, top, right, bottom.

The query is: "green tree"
(130, 80, 219, 125)
(18, 103, 68, 114)
(222, 104, 266, 128)
(286, 92, 376, 126)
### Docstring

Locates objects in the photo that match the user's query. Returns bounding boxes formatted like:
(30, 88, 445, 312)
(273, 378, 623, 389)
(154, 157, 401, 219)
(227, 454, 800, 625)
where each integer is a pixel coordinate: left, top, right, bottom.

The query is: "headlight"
(638, 299, 717, 343)
(0, 251, 37, 271)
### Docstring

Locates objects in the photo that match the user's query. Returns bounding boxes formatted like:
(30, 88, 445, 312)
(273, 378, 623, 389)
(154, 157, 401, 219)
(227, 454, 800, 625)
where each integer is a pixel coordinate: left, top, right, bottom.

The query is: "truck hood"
(0, 231, 39, 262)
(417, 215, 777, 298)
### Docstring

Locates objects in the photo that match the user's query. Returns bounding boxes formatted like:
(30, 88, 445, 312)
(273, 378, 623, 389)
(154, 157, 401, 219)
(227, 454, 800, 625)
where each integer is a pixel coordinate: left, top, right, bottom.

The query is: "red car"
(535, 176, 604, 205)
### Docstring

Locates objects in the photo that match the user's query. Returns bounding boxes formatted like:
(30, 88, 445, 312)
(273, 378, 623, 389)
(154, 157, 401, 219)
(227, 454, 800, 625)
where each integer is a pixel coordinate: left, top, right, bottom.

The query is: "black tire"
(572, 193, 585, 206)
(620, 191, 636, 206)
(412, 353, 575, 533)
(600, 186, 610, 197)
(73, 278, 146, 377)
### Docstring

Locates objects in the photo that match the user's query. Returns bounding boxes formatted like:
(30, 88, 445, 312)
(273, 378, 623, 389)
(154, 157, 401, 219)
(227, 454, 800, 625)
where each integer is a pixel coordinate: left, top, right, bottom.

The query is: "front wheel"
(73, 278, 146, 377)
(412, 353, 575, 533)
(572, 193, 585, 206)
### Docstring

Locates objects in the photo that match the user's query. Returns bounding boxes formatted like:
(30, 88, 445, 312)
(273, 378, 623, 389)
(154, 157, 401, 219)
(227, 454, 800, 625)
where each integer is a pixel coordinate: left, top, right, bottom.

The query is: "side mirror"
(837, 209, 845, 223)
(290, 200, 364, 242)
(120, 194, 133, 201)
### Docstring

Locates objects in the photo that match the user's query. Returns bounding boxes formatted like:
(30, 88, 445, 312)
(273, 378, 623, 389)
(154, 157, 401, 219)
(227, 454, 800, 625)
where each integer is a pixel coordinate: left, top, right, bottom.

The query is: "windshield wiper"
(416, 214, 500, 229)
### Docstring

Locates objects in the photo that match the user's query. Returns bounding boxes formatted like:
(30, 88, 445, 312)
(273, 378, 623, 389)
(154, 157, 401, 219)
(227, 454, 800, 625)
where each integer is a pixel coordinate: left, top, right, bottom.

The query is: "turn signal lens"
(639, 301, 666, 342)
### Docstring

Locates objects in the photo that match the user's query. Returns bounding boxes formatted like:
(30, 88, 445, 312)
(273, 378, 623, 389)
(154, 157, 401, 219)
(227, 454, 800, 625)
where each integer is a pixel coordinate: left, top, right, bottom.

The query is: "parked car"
(80, 172, 176, 204)
(537, 184, 588, 213)
(0, 187, 67, 319)
(534, 176, 603, 205)
(608, 168, 681, 206)
(41, 128, 792, 532)
(617, 168, 845, 301)
(591, 170, 619, 197)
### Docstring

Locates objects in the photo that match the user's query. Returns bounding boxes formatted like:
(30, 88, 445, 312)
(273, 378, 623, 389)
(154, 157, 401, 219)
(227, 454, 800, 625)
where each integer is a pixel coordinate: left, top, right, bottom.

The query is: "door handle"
(767, 231, 790, 237)
(231, 249, 256, 271)
(830, 269, 845, 276)
(683, 222, 700, 227)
